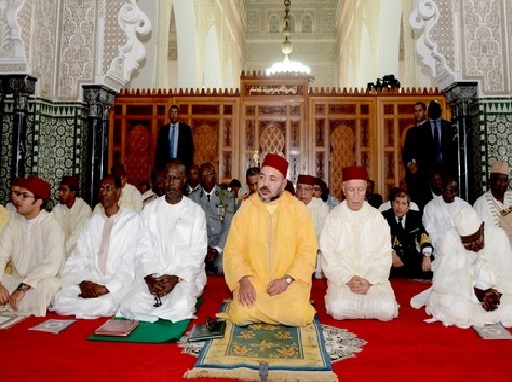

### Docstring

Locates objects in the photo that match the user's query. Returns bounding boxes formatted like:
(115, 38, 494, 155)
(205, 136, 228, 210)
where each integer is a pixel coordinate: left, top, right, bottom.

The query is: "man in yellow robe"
(220, 154, 317, 327)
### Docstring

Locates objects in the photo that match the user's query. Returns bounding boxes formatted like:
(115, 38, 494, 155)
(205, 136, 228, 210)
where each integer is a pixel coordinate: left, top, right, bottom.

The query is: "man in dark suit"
(154, 104, 194, 170)
(402, 100, 458, 210)
(382, 190, 433, 279)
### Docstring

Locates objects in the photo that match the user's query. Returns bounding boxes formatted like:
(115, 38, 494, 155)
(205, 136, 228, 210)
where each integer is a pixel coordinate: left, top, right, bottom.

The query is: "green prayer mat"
(88, 317, 191, 343)
(87, 297, 203, 343)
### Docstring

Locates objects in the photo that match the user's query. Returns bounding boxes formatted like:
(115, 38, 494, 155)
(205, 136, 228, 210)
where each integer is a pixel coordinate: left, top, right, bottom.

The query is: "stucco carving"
(410, 0, 455, 87)
(462, 0, 505, 93)
(104, 0, 151, 90)
(58, 0, 96, 99)
(0, 0, 28, 71)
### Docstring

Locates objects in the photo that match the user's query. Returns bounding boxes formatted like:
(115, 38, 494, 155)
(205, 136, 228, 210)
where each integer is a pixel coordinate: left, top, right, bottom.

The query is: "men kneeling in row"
(53, 160, 207, 321)
(0, 161, 207, 322)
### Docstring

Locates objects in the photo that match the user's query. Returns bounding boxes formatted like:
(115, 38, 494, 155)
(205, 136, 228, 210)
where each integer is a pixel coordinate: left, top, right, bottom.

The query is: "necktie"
(207, 194, 211, 203)
(433, 121, 442, 164)
(397, 217, 404, 232)
(169, 124, 176, 158)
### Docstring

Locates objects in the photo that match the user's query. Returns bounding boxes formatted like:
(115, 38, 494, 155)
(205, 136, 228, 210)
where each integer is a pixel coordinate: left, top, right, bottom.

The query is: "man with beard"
(422, 177, 471, 255)
(411, 207, 512, 328)
(52, 175, 140, 318)
(190, 162, 235, 275)
(117, 160, 207, 322)
(473, 161, 512, 229)
(0, 176, 64, 316)
(219, 154, 317, 326)
(320, 166, 398, 321)
(51, 175, 92, 259)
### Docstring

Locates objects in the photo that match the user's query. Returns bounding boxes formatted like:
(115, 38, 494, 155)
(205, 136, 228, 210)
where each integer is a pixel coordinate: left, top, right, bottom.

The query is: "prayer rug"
(184, 305, 338, 381)
(179, 324, 366, 364)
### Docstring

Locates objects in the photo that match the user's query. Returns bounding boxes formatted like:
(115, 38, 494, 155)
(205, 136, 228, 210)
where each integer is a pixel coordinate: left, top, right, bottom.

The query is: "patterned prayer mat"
(180, 324, 366, 364)
(184, 315, 341, 381)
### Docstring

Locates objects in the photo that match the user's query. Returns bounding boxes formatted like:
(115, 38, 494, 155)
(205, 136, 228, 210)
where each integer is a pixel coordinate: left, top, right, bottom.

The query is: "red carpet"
(1, 277, 512, 381)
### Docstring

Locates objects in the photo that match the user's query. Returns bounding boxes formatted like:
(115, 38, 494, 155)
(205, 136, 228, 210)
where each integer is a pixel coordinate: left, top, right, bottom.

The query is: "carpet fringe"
(184, 367, 338, 381)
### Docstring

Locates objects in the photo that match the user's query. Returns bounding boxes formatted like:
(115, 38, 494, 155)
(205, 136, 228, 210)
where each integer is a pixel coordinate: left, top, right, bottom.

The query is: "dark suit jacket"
(402, 119, 458, 210)
(382, 209, 432, 279)
(402, 119, 458, 179)
(154, 121, 194, 170)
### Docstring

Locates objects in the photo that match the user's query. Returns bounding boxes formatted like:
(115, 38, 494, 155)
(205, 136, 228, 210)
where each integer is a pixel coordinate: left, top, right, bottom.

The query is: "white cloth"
(93, 183, 143, 214)
(378, 200, 419, 212)
(51, 198, 92, 259)
(117, 196, 207, 323)
(307, 197, 330, 247)
(411, 226, 512, 328)
(422, 196, 471, 256)
(141, 189, 157, 207)
(320, 201, 398, 321)
(52, 208, 140, 318)
(473, 191, 512, 228)
(0, 210, 65, 316)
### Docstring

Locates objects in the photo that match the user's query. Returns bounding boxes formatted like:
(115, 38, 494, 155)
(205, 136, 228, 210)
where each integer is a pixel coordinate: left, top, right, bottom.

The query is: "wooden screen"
(109, 74, 446, 200)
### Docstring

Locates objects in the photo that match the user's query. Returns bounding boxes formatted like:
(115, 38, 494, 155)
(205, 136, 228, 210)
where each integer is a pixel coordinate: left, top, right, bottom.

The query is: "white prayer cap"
(454, 207, 481, 236)
(490, 161, 509, 175)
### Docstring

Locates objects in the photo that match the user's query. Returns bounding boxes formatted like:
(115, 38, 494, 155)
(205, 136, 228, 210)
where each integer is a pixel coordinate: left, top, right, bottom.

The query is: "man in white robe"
(473, 161, 512, 229)
(422, 177, 471, 255)
(52, 175, 140, 318)
(117, 160, 207, 323)
(93, 163, 143, 214)
(320, 166, 398, 321)
(51, 175, 92, 259)
(412, 207, 512, 328)
(297, 174, 329, 279)
(0, 176, 64, 316)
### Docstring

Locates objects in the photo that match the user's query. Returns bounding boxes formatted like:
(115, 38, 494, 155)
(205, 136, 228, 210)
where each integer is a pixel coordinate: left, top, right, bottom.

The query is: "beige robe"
(320, 201, 398, 321)
(51, 197, 92, 259)
(0, 210, 65, 316)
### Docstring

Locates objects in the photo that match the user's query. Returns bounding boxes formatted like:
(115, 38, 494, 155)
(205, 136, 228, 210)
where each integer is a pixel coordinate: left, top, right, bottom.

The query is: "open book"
(187, 320, 227, 342)
(94, 319, 139, 337)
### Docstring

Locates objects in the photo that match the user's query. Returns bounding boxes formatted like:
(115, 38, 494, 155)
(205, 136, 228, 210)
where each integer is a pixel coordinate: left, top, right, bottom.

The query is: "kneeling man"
(117, 161, 207, 322)
(320, 166, 398, 321)
(0, 176, 64, 316)
(416, 207, 512, 328)
(220, 154, 317, 327)
(52, 175, 140, 318)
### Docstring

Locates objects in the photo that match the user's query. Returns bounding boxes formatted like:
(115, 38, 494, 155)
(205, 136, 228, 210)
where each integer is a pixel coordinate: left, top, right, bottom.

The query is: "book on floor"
(0, 314, 27, 330)
(187, 319, 227, 342)
(29, 319, 76, 334)
(473, 323, 512, 340)
(94, 319, 139, 337)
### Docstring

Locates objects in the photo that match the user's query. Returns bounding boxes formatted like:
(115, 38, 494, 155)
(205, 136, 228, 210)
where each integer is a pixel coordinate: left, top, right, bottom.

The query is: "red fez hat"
(21, 176, 51, 201)
(261, 154, 288, 177)
(342, 166, 369, 181)
(61, 175, 80, 189)
(297, 174, 315, 186)
(11, 177, 24, 187)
